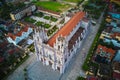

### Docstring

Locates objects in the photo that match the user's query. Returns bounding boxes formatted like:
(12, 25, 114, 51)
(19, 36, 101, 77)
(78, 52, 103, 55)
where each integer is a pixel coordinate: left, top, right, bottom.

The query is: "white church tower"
(33, 27, 48, 61)
(54, 35, 68, 73)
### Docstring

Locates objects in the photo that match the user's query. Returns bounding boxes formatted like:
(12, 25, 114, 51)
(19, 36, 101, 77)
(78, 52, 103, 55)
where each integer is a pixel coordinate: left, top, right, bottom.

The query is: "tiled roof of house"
(8, 49, 15, 55)
(111, 32, 120, 38)
(86, 76, 98, 80)
(47, 12, 85, 47)
(104, 27, 113, 33)
(113, 61, 120, 71)
(96, 45, 116, 60)
(0, 57, 4, 63)
(0, 41, 8, 49)
(113, 72, 120, 79)
(88, 77, 98, 80)
(8, 26, 29, 40)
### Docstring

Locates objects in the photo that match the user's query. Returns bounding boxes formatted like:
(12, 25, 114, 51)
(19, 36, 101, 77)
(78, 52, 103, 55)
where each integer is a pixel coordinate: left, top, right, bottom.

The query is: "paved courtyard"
(27, 61, 60, 80)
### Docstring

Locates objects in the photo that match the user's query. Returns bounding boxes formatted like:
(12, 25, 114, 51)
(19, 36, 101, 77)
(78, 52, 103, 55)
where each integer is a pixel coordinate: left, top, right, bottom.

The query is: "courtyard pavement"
(27, 61, 60, 80)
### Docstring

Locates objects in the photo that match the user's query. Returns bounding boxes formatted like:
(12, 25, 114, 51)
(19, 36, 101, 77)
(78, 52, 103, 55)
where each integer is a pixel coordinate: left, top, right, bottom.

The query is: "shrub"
(35, 21, 43, 26)
(44, 16, 50, 20)
(24, 17, 36, 23)
(76, 76, 86, 80)
(51, 17, 58, 22)
(34, 12, 44, 17)
(44, 24, 51, 28)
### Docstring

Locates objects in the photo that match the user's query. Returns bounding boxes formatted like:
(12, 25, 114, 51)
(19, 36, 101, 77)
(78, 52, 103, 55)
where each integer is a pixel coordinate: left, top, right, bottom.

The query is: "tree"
(76, 76, 86, 80)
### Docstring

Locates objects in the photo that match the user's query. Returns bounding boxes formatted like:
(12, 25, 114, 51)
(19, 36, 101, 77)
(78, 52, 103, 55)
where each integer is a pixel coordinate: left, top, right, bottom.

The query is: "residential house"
(95, 45, 116, 64)
(7, 22, 33, 45)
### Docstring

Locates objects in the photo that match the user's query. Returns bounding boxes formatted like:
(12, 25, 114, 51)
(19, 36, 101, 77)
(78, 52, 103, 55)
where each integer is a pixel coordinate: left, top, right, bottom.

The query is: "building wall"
(10, 5, 36, 20)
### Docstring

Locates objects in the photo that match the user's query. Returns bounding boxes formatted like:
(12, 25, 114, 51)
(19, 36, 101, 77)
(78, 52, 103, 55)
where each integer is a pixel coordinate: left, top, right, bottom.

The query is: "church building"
(33, 11, 91, 73)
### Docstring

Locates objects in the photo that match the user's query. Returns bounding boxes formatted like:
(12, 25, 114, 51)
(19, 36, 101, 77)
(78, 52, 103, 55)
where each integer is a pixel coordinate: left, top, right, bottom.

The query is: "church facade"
(33, 11, 91, 74)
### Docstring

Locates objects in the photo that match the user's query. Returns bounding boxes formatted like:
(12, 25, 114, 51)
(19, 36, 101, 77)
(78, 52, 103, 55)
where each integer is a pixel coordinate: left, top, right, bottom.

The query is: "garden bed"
(51, 16, 58, 22)
(35, 21, 51, 29)
(34, 12, 44, 17)
(44, 16, 50, 20)
(47, 26, 58, 36)
(24, 17, 36, 23)
(35, 21, 44, 26)
(44, 24, 51, 28)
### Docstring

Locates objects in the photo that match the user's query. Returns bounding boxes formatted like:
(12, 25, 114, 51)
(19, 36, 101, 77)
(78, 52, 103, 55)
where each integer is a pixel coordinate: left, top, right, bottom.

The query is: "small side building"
(10, 4, 36, 21)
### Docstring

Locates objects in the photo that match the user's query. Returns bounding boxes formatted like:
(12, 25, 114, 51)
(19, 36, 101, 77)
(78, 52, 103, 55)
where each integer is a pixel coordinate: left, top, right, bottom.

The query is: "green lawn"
(33, 1, 71, 12)
(64, 0, 83, 3)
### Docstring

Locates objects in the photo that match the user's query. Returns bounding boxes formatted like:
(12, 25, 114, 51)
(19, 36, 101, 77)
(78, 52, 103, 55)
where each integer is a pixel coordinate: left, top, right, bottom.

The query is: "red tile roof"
(111, 32, 120, 38)
(0, 41, 8, 49)
(89, 77, 97, 80)
(47, 12, 85, 47)
(113, 61, 120, 71)
(0, 57, 4, 63)
(8, 49, 15, 55)
(8, 26, 29, 40)
(8, 33, 16, 40)
(96, 45, 116, 60)
(113, 72, 120, 79)
(87, 76, 98, 80)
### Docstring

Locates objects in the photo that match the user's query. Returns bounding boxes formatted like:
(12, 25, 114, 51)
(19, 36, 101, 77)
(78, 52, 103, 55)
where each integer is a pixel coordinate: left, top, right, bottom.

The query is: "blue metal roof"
(110, 21, 117, 27)
(104, 38, 120, 47)
(114, 50, 120, 62)
(109, 12, 120, 19)
(112, 27, 120, 33)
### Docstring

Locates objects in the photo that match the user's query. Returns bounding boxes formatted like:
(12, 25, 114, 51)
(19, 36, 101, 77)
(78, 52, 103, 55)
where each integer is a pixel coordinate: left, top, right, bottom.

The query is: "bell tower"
(33, 27, 47, 61)
(54, 35, 66, 53)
